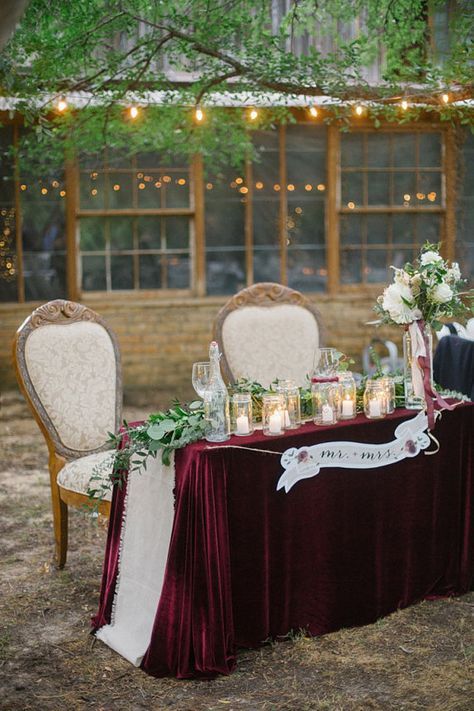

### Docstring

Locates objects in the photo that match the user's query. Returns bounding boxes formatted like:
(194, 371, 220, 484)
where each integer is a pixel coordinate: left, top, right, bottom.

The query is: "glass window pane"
(393, 134, 417, 167)
(418, 133, 442, 167)
(0, 127, 17, 301)
(82, 255, 106, 290)
(109, 217, 133, 250)
(80, 172, 105, 209)
(254, 247, 280, 283)
(340, 214, 363, 246)
(167, 254, 190, 288)
(340, 249, 361, 284)
(367, 134, 391, 167)
(165, 216, 189, 250)
(415, 214, 441, 244)
(367, 172, 390, 205)
(393, 173, 416, 206)
(254, 200, 279, 247)
(341, 133, 364, 167)
(365, 249, 389, 283)
(107, 172, 133, 209)
(391, 247, 416, 269)
(417, 172, 441, 204)
(139, 254, 162, 289)
(164, 174, 190, 208)
(80, 218, 105, 251)
(23, 251, 67, 300)
(288, 247, 327, 292)
(111, 255, 134, 289)
(392, 214, 415, 244)
(366, 214, 390, 245)
(205, 172, 245, 249)
(206, 249, 246, 295)
(138, 216, 161, 249)
(137, 175, 162, 208)
(341, 172, 363, 206)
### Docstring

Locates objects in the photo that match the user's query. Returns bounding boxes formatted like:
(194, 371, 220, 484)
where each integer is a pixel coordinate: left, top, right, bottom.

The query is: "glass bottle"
(203, 341, 230, 442)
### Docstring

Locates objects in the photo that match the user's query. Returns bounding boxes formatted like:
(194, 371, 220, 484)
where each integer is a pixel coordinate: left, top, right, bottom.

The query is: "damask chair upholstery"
(214, 282, 324, 388)
(13, 300, 122, 568)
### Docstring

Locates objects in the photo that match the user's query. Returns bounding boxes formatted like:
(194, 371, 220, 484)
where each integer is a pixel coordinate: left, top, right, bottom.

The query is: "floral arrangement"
(373, 242, 473, 329)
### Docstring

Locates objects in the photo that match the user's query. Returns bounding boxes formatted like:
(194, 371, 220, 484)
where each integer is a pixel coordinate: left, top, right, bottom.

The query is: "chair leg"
(49, 454, 68, 568)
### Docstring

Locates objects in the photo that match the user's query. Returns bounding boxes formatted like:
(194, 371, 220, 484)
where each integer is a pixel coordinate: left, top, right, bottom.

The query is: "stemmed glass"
(192, 362, 211, 398)
(313, 347, 339, 377)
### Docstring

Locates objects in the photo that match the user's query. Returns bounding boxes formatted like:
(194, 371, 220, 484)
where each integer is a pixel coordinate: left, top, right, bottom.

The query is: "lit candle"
(236, 414, 250, 435)
(269, 412, 282, 434)
(342, 397, 354, 417)
(369, 398, 381, 418)
(322, 404, 334, 424)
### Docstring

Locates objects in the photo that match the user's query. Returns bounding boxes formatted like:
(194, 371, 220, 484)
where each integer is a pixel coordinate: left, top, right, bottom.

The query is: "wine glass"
(192, 361, 211, 398)
(313, 347, 339, 377)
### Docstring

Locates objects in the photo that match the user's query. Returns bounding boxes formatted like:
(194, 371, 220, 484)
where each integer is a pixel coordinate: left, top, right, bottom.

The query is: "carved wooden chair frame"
(12, 300, 122, 567)
(213, 282, 325, 383)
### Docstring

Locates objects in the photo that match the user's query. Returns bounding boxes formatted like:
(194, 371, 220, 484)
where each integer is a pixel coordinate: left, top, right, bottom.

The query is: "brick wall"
(0, 293, 402, 409)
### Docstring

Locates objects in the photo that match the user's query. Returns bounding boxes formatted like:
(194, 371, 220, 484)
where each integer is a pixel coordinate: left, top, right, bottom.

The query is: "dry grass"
(0, 390, 473, 711)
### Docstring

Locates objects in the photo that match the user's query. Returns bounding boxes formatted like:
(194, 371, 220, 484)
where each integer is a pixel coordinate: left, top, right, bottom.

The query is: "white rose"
(392, 268, 410, 286)
(382, 282, 418, 324)
(447, 262, 461, 283)
(420, 250, 443, 266)
(430, 282, 453, 304)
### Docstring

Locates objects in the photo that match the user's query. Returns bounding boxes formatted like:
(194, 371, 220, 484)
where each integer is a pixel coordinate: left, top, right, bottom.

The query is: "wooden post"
(65, 158, 79, 300)
(193, 153, 206, 296)
(245, 159, 254, 286)
(13, 123, 25, 302)
(279, 125, 288, 285)
(443, 126, 456, 262)
(326, 125, 340, 294)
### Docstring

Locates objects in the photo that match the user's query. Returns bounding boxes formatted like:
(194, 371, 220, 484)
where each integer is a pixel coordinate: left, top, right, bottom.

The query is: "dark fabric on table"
(94, 405, 474, 679)
(434, 335, 474, 399)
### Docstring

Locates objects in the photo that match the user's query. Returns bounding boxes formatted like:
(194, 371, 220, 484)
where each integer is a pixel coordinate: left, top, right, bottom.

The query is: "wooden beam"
(279, 125, 288, 285)
(443, 127, 456, 262)
(244, 159, 254, 285)
(13, 123, 24, 303)
(65, 158, 79, 301)
(326, 125, 339, 294)
(192, 153, 206, 296)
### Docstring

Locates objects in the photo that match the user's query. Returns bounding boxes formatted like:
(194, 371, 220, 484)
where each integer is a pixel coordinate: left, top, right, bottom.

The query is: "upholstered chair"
(13, 300, 122, 568)
(214, 282, 324, 388)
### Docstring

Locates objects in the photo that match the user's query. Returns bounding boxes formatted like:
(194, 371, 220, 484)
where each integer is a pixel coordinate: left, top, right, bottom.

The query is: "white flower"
(382, 282, 418, 324)
(447, 262, 461, 283)
(392, 268, 411, 286)
(420, 250, 443, 266)
(430, 282, 453, 304)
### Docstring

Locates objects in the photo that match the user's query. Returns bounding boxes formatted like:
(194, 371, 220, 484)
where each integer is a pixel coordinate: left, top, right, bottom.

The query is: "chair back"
(214, 283, 324, 388)
(13, 300, 122, 459)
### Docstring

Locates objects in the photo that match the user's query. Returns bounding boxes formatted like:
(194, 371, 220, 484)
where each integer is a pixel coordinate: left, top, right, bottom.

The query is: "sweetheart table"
(92, 403, 474, 679)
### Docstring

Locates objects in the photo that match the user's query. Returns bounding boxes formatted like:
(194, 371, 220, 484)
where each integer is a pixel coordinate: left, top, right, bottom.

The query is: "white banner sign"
(277, 411, 431, 493)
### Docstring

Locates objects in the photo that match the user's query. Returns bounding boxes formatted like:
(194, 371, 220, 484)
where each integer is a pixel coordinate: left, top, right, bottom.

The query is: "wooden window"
(77, 150, 194, 294)
(336, 127, 445, 288)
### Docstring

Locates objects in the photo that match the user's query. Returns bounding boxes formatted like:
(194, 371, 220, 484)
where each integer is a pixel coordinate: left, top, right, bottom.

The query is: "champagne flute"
(192, 361, 211, 398)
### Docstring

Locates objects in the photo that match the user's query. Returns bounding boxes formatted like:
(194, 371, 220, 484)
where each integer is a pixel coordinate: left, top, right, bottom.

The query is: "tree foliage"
(0, 0, 472, 167)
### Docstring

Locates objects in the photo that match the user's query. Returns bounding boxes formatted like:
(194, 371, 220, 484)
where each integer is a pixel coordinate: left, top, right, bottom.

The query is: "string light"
(317, 184, 325, 191)
(355, 105, 363, 116)
(249, 108, 258, 121)
(287, 184, 295, 191)
(442, 93, 449, 104)
(129, 106, 139, 119)
(347, 201, 355, 209)
(195, 106, 204, 122)
(304, 184, 313, 191)
(235, 177, 243, 185)
(309, 106, 318, 118)
(255, 181, 263, 189)
(401, 100, 408, 111)
(57, 97, 67, 112)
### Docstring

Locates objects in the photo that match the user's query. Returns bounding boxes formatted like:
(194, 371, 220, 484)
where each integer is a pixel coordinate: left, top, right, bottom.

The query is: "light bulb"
(249, 108, 258, 120)
(355, 105, 363, 116)
(309, 106, 318, 118)
(442, 93, 449, 104)
(195, 106, 204, 122)
(129, 106, 139, 119)
(57, 98, 67, 112)
(401, 100, 408, 110)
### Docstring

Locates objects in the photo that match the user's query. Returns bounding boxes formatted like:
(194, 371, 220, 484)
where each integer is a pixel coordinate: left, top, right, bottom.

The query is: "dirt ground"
(0, 390, 473, 711)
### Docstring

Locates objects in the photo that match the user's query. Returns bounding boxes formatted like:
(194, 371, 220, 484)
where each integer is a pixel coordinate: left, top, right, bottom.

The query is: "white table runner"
(95, 454, 175, 666)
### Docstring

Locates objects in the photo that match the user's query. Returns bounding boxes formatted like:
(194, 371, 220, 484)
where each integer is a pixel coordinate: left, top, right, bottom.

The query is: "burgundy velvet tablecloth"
(93, 404, 474, 679)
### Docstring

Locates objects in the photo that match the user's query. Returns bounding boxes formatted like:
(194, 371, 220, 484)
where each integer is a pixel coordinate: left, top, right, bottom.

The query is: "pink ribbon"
(311, 376, 339, 383)
(416, 320, 455, 430)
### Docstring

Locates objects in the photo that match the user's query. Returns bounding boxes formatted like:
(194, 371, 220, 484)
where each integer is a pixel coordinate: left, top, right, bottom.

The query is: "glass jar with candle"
(338, 371, 357, 420)
(363, 380, 386, 420)
(311, 377, 339, 426)
(277, 380, 301, 429)
(262, 393, 286, 436)
(380, 376, 396, 414)
(232, 393, 254, 436)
